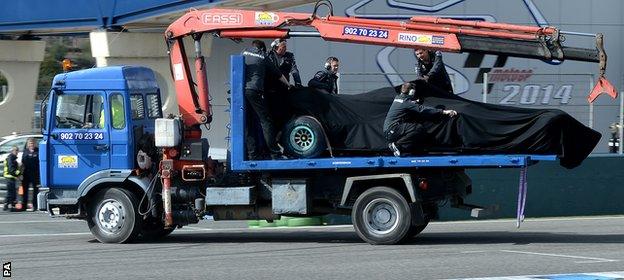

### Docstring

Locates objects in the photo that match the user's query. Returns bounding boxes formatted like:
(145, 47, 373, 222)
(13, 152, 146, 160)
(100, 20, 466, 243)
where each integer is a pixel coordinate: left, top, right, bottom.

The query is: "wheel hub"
(363, 198, 399, 235)
(374, 208, 392, 224)
(290, 125, 315, 152)
(98, 200, 125, 234)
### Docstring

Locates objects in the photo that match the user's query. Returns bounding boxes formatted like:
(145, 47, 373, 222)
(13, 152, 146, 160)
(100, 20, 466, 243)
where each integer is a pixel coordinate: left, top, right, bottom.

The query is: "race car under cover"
(263, 80, 600, 169)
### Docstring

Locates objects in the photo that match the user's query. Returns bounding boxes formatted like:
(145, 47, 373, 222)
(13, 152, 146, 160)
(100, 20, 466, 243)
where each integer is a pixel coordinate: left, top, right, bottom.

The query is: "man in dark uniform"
(383, 82, 457, 156)
(308, 56, 339, 94)
(268, 39, 302, 87)
(2, 146, 21, 211)
(242, 40, 291, 160)
(414, 49, 454, 95)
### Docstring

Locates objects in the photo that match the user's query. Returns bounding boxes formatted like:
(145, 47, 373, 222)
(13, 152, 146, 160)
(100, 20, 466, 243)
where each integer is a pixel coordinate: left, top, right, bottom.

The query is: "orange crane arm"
(164, 4, 617, 128)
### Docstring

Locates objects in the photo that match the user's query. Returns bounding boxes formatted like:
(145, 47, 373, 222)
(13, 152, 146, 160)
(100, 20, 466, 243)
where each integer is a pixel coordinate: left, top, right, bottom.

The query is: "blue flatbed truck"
(36, 55, 556, 245)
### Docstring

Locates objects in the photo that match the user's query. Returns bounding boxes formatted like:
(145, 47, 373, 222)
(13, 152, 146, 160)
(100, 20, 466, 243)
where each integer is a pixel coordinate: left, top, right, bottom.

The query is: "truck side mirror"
(83, 113, 94, 129)
(40, 99, 48, 134)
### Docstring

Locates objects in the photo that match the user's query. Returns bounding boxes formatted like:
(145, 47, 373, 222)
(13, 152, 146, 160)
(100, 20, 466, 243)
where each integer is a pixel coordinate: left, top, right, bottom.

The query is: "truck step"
(452, 200, 500, 218)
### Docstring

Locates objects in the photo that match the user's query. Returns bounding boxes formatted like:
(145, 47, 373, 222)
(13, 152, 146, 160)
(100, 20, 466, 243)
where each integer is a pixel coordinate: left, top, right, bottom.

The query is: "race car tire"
(281, 116, 327, 158)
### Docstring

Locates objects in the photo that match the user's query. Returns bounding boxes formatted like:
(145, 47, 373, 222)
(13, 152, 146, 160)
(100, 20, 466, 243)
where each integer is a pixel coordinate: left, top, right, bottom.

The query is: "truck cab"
(39, 66, 162, 218)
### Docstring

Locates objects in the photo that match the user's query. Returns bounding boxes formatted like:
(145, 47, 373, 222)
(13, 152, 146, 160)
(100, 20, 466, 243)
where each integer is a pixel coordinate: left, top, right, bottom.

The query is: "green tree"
(37, 37, 95, 99)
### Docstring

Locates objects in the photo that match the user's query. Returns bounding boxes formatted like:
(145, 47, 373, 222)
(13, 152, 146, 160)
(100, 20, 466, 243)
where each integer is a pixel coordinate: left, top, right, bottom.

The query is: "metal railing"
(482, 73, 596, 126)
(337, 72, 456, 95)
(483, 72, 623, 154)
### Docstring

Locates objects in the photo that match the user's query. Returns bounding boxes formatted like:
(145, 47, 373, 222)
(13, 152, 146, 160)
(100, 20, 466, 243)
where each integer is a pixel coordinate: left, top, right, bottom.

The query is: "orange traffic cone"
(15, 185, 24, 210)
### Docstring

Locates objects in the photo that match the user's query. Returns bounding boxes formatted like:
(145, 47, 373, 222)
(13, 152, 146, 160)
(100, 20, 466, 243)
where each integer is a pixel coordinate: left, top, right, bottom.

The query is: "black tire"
(408, 220, 430, 237)
(408, 203, 431, 237)
(87, 188, 142, 244)
(140, 218, 175, 241)
(352, 187, 412, 245)
(281, 116, 327, 158)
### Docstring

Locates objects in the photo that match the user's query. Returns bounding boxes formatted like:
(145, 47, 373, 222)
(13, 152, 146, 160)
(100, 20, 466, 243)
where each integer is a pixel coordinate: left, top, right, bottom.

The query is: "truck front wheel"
(352, 187, 412, 245)
(87, 188, 142, 243)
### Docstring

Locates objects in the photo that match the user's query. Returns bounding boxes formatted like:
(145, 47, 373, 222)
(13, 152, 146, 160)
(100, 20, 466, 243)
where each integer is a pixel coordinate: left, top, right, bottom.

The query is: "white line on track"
(499, 249, 618, 263)
(0, 225, 353, 238)
(430, 215, 624, 225)
(0, 232, 90, 238)
(0, 220, 82, 224)
(445, 271, 624, 280)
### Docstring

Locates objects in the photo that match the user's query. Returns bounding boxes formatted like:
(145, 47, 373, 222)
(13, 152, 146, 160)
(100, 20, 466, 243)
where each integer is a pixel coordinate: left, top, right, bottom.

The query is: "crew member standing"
(268, 39, 302, 88)
(2, 146, 21, 211)
(384, 83, 457, 156)
(242, 40, 291, 160)
(414, 49, 453, 95)
(21, 138, 40, 211)
(308, 56, 339, 94)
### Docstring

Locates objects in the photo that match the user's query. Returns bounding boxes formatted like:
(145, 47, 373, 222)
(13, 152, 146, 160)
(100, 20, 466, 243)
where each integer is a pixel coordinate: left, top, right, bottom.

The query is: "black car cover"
(267, 81, 600, 169)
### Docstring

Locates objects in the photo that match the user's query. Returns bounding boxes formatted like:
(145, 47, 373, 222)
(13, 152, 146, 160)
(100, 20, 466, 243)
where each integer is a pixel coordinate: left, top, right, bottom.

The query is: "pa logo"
(2, 262, 10, 277)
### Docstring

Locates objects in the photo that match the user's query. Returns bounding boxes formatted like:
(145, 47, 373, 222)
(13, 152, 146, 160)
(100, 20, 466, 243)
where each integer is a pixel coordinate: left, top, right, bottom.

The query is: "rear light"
(418, 179, 428, 191)
(167, 148, 179, 158)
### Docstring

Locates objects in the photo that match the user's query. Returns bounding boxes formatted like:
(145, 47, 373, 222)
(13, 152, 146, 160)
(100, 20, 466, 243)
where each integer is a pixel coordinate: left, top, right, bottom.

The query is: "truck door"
(48, 92, 110, 188)
(108, 93, 132, 169)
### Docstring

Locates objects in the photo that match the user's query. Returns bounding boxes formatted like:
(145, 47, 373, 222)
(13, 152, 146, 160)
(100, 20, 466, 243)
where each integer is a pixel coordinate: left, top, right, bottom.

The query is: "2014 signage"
(499, 84, 573, 105)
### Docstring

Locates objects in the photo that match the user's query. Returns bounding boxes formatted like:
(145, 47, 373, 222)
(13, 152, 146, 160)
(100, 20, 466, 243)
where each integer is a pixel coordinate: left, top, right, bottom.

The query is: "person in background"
(21, 138, 40, 211)
(268, 39, 302, 88)
(2, 146, 21, 212)
(414, 49, 453, 95)
(99, 97, 124, 129)
(308, 56, 339, 94)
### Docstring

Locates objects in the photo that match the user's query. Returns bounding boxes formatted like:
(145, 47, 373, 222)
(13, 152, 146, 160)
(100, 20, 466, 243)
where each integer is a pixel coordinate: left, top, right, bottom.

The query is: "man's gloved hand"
(443, 109, 458, 117)
(294, 83, 303, 89)
(287, 84, 294, 90)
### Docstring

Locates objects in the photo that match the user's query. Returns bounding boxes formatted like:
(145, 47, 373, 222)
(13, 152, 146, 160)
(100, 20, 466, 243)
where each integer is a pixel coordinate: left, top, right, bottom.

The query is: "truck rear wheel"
(87, 188, 142, 244)
(352, 187, 412, 245)
(408, 220, 429, 237)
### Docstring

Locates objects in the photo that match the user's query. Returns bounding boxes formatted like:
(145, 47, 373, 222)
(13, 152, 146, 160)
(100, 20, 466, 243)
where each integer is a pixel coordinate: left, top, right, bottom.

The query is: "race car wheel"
(87, 188, 142, 244)
(282, 116, 327, 158)
(352, 187, 412, 245)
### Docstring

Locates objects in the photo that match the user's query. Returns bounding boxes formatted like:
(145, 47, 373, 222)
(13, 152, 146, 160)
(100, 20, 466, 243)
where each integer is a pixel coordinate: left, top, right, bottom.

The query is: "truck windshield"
(55, 94, 104, 129)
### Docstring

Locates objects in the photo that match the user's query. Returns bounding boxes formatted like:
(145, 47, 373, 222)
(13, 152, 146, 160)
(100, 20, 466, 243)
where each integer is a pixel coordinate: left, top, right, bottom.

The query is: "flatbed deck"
(228, 55, 558, 172)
